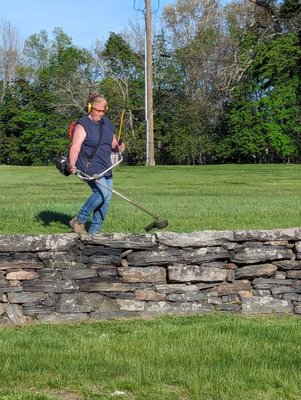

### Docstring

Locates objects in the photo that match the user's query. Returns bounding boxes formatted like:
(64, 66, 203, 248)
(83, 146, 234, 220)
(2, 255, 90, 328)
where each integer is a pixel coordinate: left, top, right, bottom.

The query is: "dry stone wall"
(1, 228, 301, 324)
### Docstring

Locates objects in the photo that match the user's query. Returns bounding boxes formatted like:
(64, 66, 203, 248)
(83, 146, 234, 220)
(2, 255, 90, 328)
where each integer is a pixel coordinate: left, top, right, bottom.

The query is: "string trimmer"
(76, 157, 168, 232)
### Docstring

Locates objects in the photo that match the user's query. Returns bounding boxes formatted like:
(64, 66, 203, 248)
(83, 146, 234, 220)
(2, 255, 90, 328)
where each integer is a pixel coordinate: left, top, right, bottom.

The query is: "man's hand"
(69, 165, 77, 174)
(117, 140, 125, 153)
(112, 137, 125, 153)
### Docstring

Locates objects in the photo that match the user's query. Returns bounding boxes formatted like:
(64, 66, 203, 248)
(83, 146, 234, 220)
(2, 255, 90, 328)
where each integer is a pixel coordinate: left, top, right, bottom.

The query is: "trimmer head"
(145, 218, 168, 232)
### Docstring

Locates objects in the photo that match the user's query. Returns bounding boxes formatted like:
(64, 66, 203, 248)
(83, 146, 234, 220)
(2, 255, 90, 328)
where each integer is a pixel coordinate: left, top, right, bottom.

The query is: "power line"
(133, 0, 160, 14)
(73, 16, 145, 41)
(133, 0, 145, 13)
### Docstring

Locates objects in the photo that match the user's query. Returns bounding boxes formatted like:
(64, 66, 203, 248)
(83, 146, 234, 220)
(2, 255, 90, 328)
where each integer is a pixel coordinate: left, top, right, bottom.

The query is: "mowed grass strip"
(0, 163, 301, 234)
(0, 315, 301, 399)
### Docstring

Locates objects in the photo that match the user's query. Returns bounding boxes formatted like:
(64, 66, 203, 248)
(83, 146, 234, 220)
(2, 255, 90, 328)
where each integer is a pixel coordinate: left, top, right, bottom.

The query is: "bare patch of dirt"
(39, 388, 84, 400)
(53, 389, 84, 400)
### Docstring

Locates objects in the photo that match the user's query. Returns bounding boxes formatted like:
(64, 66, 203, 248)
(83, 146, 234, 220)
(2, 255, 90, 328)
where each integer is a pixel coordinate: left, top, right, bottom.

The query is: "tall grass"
(1, 163, 301, 234)
(0, 315, 301, 400)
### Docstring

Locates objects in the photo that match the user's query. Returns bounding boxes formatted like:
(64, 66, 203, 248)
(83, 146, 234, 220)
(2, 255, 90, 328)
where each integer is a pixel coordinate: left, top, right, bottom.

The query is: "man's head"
(87, 93, 108, 121)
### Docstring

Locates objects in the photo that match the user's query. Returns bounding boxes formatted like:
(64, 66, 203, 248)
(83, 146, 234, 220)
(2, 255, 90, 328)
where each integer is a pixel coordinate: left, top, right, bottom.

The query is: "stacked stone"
(0, 228, 301, 325)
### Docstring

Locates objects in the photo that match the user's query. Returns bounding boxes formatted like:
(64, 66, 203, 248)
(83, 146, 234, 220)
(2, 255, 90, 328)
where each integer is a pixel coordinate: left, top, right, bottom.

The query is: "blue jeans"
(76, 177, 113, 234)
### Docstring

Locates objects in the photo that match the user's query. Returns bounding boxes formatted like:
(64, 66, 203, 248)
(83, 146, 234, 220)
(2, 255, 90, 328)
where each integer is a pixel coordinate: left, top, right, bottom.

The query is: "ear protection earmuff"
(86, 103, 109, 113)
(86, 95, 109, 113)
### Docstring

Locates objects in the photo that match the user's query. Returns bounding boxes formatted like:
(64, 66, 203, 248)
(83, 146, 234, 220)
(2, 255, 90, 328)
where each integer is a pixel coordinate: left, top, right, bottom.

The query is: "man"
(68, 93, 125, 234)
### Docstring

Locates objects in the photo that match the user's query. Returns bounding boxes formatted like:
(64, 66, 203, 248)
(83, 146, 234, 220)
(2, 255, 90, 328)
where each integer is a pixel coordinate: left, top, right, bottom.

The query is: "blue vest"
(76, 116, 114, 177)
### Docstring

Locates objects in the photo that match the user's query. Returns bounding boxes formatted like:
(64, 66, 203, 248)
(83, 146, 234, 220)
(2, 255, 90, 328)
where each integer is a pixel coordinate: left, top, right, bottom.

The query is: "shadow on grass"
(36, 210, 71, 228)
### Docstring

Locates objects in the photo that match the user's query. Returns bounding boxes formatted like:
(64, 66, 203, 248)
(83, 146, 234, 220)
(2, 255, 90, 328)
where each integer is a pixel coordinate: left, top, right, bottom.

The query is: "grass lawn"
(1, 163, 301, 399)
(0, 314, 301, 400)
(0, 163, 301, 234)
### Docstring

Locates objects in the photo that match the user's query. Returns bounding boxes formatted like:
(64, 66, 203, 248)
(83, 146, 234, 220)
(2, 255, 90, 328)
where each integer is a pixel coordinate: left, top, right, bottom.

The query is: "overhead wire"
(73, 15, 145, 41)
(133, 0, 160, 14)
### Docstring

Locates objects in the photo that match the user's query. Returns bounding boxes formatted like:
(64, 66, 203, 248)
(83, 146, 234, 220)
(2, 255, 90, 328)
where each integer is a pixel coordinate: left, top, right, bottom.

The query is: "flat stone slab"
(81, 233, 157, 249)
(0, 234, 78, 252)
(242, 296, 293, 314)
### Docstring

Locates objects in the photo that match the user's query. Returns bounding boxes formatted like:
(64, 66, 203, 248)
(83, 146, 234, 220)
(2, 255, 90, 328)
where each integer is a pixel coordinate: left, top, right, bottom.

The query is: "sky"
(0, 0, 176, 48)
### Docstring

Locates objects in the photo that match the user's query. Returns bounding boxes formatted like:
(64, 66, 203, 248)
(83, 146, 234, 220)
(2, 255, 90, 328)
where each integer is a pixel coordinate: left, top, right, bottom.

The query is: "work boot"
(69, 218, 87, 235)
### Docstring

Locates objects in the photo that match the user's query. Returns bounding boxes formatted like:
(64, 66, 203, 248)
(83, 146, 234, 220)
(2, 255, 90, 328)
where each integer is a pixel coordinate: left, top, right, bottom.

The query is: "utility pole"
(145, 0, 155, 165)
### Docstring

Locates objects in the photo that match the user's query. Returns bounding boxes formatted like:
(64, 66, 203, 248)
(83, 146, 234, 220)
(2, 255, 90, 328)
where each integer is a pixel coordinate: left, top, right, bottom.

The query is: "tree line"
(0, 0, 300, 166)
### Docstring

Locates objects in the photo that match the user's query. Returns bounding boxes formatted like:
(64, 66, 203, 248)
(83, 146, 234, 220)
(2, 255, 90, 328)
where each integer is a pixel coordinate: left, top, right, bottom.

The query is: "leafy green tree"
(15, 111, 69, 165)
(0, 28, 98, 165)
(0, 83, 69, 165)
(218, 33, 301, 162)
(97, 33, 145, 163)
(24, 28, 95, 117)
(0, 86, 23, 164)
(1, 0, 301, 167)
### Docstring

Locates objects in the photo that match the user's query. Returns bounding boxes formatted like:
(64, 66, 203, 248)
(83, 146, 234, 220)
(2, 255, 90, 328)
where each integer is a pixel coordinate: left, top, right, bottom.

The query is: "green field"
(0, 163, 301, 234)
(1, 163, 301, 399)
(0, 314, 301, 400)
